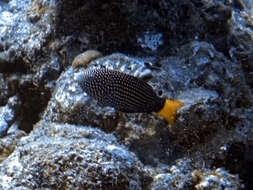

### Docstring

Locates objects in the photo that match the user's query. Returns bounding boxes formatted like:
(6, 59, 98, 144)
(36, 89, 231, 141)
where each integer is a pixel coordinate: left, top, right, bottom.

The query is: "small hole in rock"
(158, 90, 163, 96)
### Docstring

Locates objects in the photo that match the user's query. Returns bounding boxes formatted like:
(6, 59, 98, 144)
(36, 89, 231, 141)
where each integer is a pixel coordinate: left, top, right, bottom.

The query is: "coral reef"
(0, 124, 26, 162)
(192, 168, 243, 190)
(0, 96, 20, 137)
(150, 158, 243, 189)
(0, 0, 252, 189)
(0, 121, 144, 189)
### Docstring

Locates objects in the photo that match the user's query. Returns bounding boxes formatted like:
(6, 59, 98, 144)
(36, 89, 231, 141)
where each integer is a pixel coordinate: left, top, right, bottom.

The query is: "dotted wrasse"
(76, 68, 183, 124)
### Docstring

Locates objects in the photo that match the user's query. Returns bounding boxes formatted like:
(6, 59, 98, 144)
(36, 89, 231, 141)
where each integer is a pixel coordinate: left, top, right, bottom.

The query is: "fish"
(76, 68, 183, 124)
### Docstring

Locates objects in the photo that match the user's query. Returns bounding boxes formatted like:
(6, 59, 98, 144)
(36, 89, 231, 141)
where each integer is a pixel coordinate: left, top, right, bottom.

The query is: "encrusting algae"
(74, 62, 183, 124)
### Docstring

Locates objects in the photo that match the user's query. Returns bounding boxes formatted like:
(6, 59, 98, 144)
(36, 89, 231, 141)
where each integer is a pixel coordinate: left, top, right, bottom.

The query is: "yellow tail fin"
(157, 99, 184, 124)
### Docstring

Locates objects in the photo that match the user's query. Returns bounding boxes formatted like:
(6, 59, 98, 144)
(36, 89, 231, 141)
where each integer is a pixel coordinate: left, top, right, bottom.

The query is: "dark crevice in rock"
(234, 49, 253, 88)
(5, 72, 52, 133)
(0, 58, 29, 74)
(2, 58, 55, 133)
(17, 84, 51, 133)
(55, 0, 138, 55)
(54, 0, 246, 62)
(212, 141, 253, 190)
(128, 128, 183, 166)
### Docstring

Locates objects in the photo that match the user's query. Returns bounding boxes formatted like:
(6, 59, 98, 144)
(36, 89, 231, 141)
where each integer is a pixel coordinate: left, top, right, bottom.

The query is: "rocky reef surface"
(0, 0, 253, 189)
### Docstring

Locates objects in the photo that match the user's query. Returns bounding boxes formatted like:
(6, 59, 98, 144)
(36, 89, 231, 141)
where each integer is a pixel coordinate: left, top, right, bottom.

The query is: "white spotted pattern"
(79, 68, 164, 113)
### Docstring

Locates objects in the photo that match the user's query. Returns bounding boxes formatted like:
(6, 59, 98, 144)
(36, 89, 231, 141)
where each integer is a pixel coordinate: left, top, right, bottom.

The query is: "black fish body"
(78, 68, 165, 113)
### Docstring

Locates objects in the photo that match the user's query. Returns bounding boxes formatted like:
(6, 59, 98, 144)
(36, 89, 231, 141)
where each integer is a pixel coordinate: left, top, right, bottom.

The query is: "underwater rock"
(4, 73, 51, 133)
(137, 31, 163, 51)
(150, 158, 243, 190)
(0, 73, 10, 106)
(54, 0, 252, 58)
(0, 124, 26, 162)
(0, 0, 55, 72)
(0, 0, 58, 133)
(150, 158, 194, 190)
(200, 0, 253, 88)
(192, 168, 243, 190)
(0, 96, 21, 137)
(0, 121, 144, 190)
(33, 54, 61, 87)
(84, 53, 154, 79)
(165, 41, 252, 152)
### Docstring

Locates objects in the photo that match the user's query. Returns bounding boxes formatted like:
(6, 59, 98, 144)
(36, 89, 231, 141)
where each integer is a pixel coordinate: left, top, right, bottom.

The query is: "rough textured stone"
(0, 96, 21, 137)
(0, 0, 58, 133)
(0, 0, 54, 71)
(0, 121, 144, 190)
(0, 124, 26, 162)
(192, 168, 243, 190)
(150, 158, 243, 190)
(0, 73, 10, 106)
